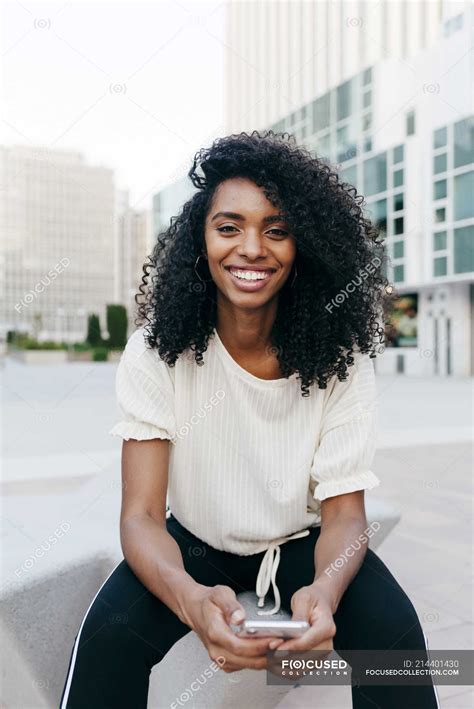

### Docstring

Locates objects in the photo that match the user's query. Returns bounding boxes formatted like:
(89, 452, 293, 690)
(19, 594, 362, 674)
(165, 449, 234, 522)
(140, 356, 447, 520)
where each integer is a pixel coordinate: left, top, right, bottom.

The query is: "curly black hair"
(136, 129, 393, 397)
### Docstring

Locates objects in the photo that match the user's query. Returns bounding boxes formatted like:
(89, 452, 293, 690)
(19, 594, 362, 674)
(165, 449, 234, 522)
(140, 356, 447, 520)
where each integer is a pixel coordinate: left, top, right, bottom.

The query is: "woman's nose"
(237, 231, 268, 259)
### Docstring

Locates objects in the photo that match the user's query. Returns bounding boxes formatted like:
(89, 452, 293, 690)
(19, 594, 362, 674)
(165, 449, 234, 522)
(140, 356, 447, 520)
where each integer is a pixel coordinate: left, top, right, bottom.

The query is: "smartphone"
(233, 619, 310, 639)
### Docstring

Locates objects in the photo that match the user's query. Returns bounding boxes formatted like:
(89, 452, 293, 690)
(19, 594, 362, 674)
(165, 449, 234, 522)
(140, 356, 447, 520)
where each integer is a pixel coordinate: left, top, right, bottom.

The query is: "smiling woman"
(60, 131, 440, 709)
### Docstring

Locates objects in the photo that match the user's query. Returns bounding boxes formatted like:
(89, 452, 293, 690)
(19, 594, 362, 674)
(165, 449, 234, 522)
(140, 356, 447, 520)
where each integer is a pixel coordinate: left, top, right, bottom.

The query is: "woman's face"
(203, 177, 296, 309)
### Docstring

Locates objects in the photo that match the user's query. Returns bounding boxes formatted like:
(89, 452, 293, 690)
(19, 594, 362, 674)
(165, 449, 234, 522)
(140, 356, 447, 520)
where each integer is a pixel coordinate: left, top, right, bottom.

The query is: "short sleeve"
(310, 351, 380, 502)
(109, 328, 177, 443)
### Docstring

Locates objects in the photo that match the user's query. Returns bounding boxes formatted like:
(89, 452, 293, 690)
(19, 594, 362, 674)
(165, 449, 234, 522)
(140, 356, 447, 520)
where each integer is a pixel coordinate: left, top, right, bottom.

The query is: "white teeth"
(229, 269, 271, 281)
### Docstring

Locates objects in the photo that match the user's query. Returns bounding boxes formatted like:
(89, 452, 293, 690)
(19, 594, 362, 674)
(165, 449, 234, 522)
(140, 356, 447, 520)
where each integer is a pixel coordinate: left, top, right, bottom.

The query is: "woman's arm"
(119, 438, 206, 627)
(312, 490, 369, 612)
(275, 491, 369, 652)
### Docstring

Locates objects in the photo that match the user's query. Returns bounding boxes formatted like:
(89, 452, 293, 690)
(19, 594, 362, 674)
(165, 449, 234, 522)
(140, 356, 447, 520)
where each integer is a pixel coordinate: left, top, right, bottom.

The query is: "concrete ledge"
(8, 349, 68, 364)
(1, 554, 112, 709)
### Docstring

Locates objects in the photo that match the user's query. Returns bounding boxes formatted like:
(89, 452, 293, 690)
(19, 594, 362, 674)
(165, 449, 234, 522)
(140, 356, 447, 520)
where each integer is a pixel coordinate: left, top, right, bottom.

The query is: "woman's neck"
(214, 299, 285, 380)
(215, 300, 277, 354)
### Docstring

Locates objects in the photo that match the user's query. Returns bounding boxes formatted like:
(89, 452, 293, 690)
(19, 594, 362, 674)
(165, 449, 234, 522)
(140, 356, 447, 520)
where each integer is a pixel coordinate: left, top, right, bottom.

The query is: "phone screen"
(234, 620, 309, 639)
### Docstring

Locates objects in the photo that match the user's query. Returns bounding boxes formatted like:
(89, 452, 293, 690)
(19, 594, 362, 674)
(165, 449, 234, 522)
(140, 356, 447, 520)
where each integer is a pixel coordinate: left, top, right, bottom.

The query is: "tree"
(86, 314, 102, 346)
(106, 304, 127, 349)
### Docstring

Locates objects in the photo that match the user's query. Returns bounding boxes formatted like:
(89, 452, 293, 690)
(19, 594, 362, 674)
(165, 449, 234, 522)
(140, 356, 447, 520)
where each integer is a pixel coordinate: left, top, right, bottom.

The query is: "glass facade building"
(263, 7, 474, 376)
(432, 117, 474, 278)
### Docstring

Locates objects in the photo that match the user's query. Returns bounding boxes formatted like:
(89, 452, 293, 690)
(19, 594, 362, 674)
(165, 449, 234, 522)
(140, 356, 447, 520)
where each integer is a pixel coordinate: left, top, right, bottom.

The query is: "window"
(435, 207, 446, 223)
(341, 164, 357, 187)
(454, 13, 463, 30)
(444, 13, 464, 37)
(336, 125, 357, 162)
(364, 153, 387, 195)
(393, 241, 404, 259)
(454, 225, 474, 273)
(394, 216, 404, 235)
(337, 124, 347, 144)
(362, 67, 372, 86)
(312, 94, 330, 133)
(362, 91, 371, 109)
(393, 145, 404, 163)
(433, 231, 447, 251)
(393, 264, 404, 282)
(454, 171, 474, 221)
(337, 80, 353, 121)
(369, 198, 387, 234)
(364, 137, 372, 153)
(454, 117, 474, 168)
(318, 133, 330, 157)
(434, 180, 447, 200)
(433, 257, 448, 277)
(433, 126, 447, 149)
(434, 154, 447, 174)
(362, 113, 372, 131)
(393, 193, 404, 211)
(393, 169, 404, 187)
(406, 110, 415, 136)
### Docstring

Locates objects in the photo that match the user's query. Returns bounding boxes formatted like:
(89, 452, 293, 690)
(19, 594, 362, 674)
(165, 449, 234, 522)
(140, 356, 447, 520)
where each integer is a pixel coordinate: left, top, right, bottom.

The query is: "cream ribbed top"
(110, 327, 380, 614)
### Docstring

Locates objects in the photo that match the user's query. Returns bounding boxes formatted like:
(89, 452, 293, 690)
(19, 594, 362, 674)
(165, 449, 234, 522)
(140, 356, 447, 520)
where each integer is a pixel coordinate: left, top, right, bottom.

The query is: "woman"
(60, 131, 439, 708)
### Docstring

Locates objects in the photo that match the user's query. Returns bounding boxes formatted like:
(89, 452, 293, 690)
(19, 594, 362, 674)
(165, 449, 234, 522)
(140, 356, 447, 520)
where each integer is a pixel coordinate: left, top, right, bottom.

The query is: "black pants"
(60, 514, 440, 709)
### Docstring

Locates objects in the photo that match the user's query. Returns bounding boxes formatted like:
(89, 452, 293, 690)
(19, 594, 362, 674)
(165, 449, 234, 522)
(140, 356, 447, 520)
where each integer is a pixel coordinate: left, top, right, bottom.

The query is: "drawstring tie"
(255, 529, 311, 615)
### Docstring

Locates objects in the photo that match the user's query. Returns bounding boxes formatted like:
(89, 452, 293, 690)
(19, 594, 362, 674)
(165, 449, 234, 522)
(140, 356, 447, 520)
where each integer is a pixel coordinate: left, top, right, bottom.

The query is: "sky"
(2, 0, 226, 208)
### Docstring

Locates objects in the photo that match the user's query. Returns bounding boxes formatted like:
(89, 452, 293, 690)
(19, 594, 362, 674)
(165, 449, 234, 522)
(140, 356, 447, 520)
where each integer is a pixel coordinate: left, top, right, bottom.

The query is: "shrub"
(106, 304, 127, 349)
(72, 342, 92, 352)
(86, 314, 102, 347)
(92, 346, 108, 362)
(25, 340, 67, 350)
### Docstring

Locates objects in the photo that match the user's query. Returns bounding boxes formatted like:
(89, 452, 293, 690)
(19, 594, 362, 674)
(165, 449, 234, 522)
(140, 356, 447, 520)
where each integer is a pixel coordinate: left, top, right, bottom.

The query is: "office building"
(0, 145, 115, 342)
(224, 0, 452, 134)
(115, 189, 153, 331)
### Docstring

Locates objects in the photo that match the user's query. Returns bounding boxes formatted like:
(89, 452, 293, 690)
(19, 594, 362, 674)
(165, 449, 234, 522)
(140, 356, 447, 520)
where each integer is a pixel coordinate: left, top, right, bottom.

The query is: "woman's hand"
(272, 582, 336, 654)
(183, 584, 285, 673)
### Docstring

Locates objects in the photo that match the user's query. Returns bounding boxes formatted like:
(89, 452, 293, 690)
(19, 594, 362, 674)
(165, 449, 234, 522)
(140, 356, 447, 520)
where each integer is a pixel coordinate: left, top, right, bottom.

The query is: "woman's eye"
(267, 228, 288, 237)
(217, 225, 237, 233)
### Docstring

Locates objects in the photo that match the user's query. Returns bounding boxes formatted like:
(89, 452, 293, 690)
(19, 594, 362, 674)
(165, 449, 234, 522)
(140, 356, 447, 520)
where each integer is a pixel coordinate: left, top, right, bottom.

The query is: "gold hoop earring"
(194, 254, 213, 283)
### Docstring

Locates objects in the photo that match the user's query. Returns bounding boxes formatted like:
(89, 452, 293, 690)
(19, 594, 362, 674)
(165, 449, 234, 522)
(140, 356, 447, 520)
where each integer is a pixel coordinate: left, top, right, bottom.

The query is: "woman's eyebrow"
(210, 211, 287, 224)
(210, 211, 244, 222)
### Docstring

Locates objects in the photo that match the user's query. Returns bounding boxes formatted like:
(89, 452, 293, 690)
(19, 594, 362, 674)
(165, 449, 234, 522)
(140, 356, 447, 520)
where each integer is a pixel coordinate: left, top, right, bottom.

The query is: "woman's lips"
(224, 266, 276, 292)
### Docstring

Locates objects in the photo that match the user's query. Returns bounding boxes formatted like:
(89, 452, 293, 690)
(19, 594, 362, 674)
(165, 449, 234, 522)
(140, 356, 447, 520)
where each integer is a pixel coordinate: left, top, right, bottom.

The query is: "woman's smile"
(224, 265, 277, 291)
